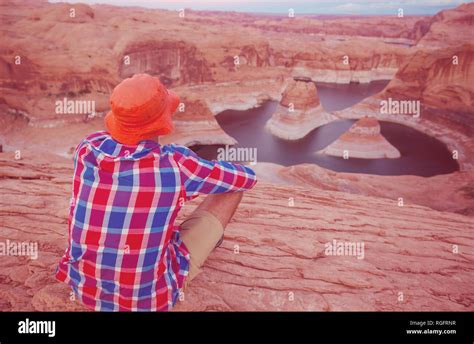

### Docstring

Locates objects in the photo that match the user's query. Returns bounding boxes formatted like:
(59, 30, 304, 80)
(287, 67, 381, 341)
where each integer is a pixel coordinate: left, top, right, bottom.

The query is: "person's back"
(56, 74, 257, 311)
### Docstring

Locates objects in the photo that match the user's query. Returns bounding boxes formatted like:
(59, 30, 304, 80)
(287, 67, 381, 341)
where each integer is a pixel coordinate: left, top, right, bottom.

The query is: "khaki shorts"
(180, 210, 224, 289)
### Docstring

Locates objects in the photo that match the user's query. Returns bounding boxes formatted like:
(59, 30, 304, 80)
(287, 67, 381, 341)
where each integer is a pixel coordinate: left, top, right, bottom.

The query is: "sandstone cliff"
(414, 2, 474, 48)
(119, 40, 214, 86)
(1, 152, 473, 311)
(383, 44, 474, 116)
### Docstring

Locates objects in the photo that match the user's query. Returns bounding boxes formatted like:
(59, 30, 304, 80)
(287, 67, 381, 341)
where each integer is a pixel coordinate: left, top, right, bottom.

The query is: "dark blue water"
(191, 81, 459, 176)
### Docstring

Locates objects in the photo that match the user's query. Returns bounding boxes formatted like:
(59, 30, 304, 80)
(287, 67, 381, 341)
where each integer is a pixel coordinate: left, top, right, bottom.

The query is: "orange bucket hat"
(105, 73, 180, 145)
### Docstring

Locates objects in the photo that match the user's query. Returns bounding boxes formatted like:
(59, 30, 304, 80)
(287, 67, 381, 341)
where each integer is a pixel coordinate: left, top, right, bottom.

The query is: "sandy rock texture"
(0, 152, 473, 311)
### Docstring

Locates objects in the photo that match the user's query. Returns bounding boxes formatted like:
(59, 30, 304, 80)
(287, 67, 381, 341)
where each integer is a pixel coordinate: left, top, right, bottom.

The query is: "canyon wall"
(119, 40, 214, 86)
(383, 45, 474, 123)
(414, 3, 474, 48)
(333, 5, 474, 170)
(0, 0, 416, 128)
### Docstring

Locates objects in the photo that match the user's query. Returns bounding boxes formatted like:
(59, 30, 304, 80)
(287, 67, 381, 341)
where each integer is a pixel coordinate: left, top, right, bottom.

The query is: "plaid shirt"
(56, 131, 257, 311)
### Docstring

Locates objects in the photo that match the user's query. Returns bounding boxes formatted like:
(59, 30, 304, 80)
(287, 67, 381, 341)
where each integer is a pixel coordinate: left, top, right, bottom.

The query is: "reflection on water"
(191, 81, 459, 177)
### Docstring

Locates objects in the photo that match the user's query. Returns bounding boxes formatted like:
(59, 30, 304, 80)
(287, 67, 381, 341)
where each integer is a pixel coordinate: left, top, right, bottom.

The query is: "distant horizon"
(48, 0, 467, 15)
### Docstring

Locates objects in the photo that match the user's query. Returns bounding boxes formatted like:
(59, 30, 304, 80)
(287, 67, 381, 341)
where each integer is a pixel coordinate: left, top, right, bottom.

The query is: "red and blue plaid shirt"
(56, 131, 257, 311)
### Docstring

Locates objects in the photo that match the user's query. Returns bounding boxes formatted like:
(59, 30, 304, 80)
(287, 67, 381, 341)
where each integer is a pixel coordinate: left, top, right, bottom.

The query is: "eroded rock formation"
(319, 117, 401, 159)
(333, 5, 474, 170)
(265, 77, 338, 140)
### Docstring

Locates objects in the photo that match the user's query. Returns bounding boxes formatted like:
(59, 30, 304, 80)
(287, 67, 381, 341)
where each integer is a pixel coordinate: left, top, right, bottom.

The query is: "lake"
(191, 81, 459, 177)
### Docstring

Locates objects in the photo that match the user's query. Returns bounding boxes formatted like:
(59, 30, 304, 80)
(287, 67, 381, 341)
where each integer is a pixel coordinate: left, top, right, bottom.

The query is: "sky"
(48, 0, 467, 15)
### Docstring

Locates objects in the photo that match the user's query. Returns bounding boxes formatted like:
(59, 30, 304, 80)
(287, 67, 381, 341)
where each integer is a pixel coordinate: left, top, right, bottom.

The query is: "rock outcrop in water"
(265, 77, 338, 140)
(319, 117, 401, 159)
(0, 151, 473, 311)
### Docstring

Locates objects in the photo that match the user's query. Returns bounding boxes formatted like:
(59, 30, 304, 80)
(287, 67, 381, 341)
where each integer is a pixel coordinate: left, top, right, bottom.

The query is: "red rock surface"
(1, 152, 473, 311)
